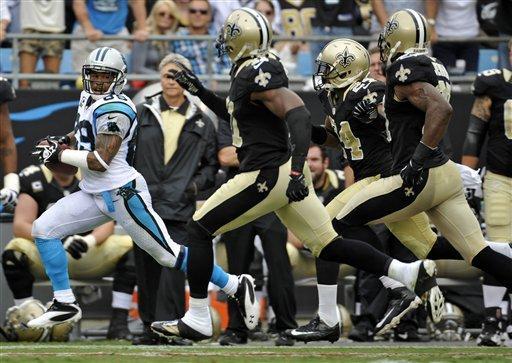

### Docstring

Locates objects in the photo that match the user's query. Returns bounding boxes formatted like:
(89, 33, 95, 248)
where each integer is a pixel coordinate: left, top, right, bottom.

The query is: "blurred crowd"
(0, 0, 511, 89)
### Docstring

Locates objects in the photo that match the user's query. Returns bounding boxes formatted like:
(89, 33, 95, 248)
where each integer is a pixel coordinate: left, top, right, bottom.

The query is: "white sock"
(487, 241, 512, 258)
(317, 284, 339, 327)
(112, 291, 133, 310)
(483, 284, 507, 309)
(182, 297, 212, 336)
(222, 274, 239, 296)
(379, 276, 405, 290)
(54, 289, 76, 304)
(14, 297, 34, 306)
(387, 259, 419, 290)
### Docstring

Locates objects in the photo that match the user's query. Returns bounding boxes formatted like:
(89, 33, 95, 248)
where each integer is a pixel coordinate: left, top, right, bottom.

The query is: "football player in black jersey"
(335, 10, 512, 293)
(462, 42, 512, 346)
(0, 77, 18, 212)
(1, 164, 136, 339)
(288, 39, 446, 341)
(150, 8, 441, 342)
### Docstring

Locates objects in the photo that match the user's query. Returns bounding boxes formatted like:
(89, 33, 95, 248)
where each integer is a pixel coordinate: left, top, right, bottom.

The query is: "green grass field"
(1, 341, 511, 363)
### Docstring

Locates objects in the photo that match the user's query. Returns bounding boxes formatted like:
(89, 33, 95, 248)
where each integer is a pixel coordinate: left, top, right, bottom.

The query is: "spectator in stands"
(426, 0, 480, 74)
(216, 114, 297, 347)
(132, 0, 185, 75)
(18, 1, 66, 89)
(2, 164, 136, 340)
(71, 0, 149, 73)
(368, 47, 385, 83)
(174, 0, 191, 24)
(172, 0, 230, 75)
(0, 0, 9, 42)
(133, 53, 218, 345)
(210, 0, 240, 33)
(495, 0, 512, 69)
(369, 0, 424, 37)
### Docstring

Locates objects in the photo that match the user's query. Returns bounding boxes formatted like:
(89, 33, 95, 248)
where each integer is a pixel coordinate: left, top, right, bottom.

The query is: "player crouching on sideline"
(2, 164, 135, 340)
(152, 8, 442, 342)
(28, 47, 259, 332)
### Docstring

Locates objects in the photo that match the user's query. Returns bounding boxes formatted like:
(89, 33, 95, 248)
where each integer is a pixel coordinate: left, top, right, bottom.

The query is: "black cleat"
(107, 308, 132, 340)
(477, 317, 502, 347)
(275, 331, 295, 346)
(375, 287, 421, 336)
(151, 319, 211, 342)
(285, 315, 340, 343)
(219, 330, 248, 346)
(348, 316, 375, 342)
(27, 299, 82, 329)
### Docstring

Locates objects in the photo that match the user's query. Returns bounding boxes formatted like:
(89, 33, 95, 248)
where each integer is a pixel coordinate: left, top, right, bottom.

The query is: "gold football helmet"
(3, 300, 49, 342)
(378, 9, 430, 63)
(216, 8, 273, 62)
(313, 38, 370, 91)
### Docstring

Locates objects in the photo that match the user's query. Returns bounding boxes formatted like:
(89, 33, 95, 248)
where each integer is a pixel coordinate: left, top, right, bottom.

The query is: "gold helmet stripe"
(405, 9, 427, 47)
(241, 7, 269, 50)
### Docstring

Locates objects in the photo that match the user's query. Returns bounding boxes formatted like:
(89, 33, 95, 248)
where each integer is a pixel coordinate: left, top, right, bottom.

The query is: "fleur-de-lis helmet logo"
(336, 46, 356, 68)
(385, 18, 399, 37)
(225, 22, 242, 40)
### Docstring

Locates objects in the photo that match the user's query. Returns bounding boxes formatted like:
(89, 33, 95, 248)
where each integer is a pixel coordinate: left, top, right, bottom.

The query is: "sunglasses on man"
(189, 8, 208, 15)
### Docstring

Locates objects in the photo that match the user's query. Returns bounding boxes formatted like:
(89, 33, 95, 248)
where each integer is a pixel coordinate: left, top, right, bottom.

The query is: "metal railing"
(1, 33, 510, 89)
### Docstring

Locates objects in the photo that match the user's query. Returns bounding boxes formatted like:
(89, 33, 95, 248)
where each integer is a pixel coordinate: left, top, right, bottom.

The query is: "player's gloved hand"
(400, 159, 424, 188)
(31, 137, 60, 164)
(48, 135, 71, 146)
(0, 188, 18, 212)
(353, 98, 378, 123)
(63, 235, 96, 260)
(400, 142, 436, 188)
(173, 69, 204, 95)
(286, 172, 309, 202)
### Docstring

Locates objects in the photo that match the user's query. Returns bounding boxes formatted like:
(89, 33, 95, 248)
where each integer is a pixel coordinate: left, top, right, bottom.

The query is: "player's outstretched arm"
(173, 69, 230, 121)
(395, 81, 453, 149)
(311, 116, 342, 149)
(461, 95, 492, 169)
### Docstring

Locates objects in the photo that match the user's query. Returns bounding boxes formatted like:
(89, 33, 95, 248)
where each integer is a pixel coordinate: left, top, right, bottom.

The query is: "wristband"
(412, 141, 438, 166)
(60, 149, 90, 169)
(3, 173, 20, 193)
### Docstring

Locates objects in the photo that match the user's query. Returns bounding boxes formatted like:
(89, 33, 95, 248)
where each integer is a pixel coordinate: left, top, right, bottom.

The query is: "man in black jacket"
(133, 53, 218, 345)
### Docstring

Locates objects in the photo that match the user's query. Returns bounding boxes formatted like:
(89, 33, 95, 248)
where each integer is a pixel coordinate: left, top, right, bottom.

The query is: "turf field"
(1, 341, 511, 363)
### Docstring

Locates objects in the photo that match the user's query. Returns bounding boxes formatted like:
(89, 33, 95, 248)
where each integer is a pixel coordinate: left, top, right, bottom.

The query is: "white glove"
(455, 163, 483, 198)
(1, 173, 20, 212)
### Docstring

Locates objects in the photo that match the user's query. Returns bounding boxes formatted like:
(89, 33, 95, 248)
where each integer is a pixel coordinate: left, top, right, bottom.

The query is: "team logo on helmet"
(336, 47, 356, 68)
(225, 22, 242, 39)
(384, 18, 399, 37)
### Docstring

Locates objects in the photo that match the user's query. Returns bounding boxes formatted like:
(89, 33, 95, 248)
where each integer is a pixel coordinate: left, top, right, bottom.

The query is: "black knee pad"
(2, 250, 35, 299)
(186, 220, 213, 247)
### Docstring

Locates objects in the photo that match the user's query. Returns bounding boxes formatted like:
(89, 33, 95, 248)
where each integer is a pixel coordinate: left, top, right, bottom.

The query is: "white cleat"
(27, 299, 82, 329)
(232, 274, 259, 330)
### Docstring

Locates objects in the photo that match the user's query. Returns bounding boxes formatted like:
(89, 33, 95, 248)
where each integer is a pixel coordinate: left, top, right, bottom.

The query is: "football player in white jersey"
(28, 47, 259, 329)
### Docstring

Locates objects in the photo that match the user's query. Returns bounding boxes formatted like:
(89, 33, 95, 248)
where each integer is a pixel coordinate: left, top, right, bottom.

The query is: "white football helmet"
(82, 47, 127, 98)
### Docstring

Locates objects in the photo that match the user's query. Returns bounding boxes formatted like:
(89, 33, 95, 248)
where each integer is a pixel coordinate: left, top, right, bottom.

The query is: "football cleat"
(426, 285, 445, 324)
(375, 287, 421, 336)
(285, 315, 340, 343)
(477, 317, 502, 347)
(408, 260, 445, 323)
(26, 299, 81, 329)
(231, 274, 259, 330)
(151, 319, 211, 342)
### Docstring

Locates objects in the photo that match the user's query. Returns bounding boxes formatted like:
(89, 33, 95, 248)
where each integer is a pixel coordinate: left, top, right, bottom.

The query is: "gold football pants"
(484, 171, 512, 242)
(337, 161, 487, 262)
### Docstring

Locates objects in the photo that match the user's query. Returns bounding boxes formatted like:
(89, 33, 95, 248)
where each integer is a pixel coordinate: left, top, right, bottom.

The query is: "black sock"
(426, 236, 464, 260)
(472, 246, 512, 290)
(318, 236, 392, 276)
(315, 257, 340, 285)
(186, 221, 214, 299)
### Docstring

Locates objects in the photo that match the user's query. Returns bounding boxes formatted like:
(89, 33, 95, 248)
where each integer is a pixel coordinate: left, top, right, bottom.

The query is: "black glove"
(400, 142, 437, 188)
(286, 172, 309, 202)
(63, 235, 89, 260)
(31, 137, 60, 164)
(352, 98, 379, 123)
(173, 69, 204, 95)
(49, 135, 71, 146)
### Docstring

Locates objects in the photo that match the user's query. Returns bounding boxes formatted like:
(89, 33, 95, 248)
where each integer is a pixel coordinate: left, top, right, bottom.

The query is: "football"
(38, 139, 78, 176)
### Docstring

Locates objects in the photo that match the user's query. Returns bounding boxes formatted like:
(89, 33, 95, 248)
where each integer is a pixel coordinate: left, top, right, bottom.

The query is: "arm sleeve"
(192, 120, 219, 191)
(197, 88, 230, 122)
(462, 114, 489, 157)
(285, 106, 312, 173)
(0, 79, 16, 103)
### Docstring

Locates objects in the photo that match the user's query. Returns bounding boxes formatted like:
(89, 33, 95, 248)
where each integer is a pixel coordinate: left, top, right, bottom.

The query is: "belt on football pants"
(101, 191, 115, 213)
